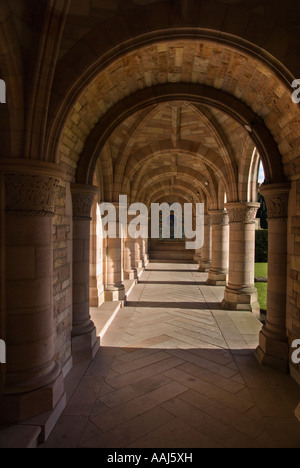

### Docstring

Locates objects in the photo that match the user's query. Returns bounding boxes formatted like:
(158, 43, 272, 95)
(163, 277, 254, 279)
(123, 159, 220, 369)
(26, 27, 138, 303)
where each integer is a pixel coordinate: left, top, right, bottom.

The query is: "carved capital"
(71, 184, 98, 221)
(5, 174, 60, 217)
(208, 210, 229, 226)
(204, 214, 212, 227)
(260, 183, 290, 220)
(226, 203, 260, 224)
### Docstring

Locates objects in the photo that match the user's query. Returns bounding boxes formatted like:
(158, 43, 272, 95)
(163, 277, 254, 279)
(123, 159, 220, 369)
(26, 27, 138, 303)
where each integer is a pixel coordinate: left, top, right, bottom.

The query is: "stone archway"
(73, 82, 284, 188)
(1, 1, 300, 440)
(51, 36, 298, 380)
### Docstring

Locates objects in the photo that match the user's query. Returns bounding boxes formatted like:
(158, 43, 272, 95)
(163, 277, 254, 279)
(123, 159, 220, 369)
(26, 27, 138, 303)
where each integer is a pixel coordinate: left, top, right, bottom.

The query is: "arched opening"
(89, 197, 105, 309)
(51, 36, 294, 378)
(2, 2, 300, 447)
(149, 201, 190, 263)
(255, 158, 269, 322)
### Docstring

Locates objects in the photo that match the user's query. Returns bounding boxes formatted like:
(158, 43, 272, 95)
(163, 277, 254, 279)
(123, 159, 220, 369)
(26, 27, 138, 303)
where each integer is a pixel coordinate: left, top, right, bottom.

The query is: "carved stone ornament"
(5, 173, 60, 217)
(204, 214, 212, 227)
(263, 194, 289, 220)
(71, 184, 98, 221)
(260, 183, 290, 221)
(226, 203, 260, 224)
(209, 211, 229, 226)
(72, 193, 95, 221)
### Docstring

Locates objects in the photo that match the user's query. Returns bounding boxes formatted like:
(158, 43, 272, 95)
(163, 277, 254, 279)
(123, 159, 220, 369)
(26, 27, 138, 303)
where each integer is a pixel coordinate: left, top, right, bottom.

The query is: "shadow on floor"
(40, 263, 300, 449)
(125, 301, 222, 310)
(41, 345, 300, 449)
(145, 269, 198, 273)
(138, 281, 208, 286)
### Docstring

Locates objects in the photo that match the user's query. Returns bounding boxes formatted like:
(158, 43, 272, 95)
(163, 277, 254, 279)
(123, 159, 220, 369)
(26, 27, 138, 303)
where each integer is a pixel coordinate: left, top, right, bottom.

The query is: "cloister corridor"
(42, 263, 300, 449)
(2, 0, 300, 450)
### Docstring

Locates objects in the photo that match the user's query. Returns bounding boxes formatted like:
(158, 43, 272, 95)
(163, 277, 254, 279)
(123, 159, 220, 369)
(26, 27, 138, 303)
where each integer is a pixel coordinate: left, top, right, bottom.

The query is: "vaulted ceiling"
(98, 100, 252, 208)
(2, 0, 299, 212)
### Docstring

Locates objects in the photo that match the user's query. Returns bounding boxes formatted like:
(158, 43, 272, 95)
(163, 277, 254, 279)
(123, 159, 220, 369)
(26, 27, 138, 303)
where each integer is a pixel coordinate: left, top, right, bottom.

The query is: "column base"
(255, 329, 289, 373)
(255, 346, 289, 373)
(71, 316, 96, 338)
(206, 272, 227, 286)
(199, 261, 211, 272)
(105, 284, 125, 302)
(90, 286, 105, 308)
(143, 255, 149, 267)
(222, 286, 260, 316)
(72, 326, 100, 364)
(0, 368, 64, 424)
(124, 268, 138, 280)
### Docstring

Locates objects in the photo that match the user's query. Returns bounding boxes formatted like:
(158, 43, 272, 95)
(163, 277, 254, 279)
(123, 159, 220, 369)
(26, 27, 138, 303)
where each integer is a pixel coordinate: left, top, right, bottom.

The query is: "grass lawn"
(255, 263, 268, 312)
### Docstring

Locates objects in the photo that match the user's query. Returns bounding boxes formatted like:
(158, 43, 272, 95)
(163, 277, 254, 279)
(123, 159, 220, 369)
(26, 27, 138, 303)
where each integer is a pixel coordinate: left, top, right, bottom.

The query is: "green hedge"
(255, 230, 268, 263)
(255, 282, 267, 313)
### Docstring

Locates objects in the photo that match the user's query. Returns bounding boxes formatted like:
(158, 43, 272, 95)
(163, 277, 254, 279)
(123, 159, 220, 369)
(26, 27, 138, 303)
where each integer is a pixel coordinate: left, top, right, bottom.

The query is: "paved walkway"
(43, 263, 300, 448)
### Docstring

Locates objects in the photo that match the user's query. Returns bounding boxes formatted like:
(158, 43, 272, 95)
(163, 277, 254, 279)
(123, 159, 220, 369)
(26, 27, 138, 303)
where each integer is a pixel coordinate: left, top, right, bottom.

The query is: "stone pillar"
(105, 203, 125, 301)
(139, 236, 148, 268)
(256, 183, 291, 372)
(199, 214, 212, 272)
(206, 210, 229, 286)
(194, 249, 202, 264)
(142, 237, 149, 267)
(192, 215, 201, 264)
(89, 201, 99, 307)
(0, 167, 64, 423)
(124, 214, 138, 280)
(222, 202, 260, 315)
(135, 237, 143, 270)
(71, 184, 99, 362)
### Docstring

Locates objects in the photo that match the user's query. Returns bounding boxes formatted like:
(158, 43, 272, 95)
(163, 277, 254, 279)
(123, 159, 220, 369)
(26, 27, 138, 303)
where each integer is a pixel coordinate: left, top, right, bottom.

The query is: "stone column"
(105, 203, 125, 301)
(89, 201, 99, 307)
(124, 214, 138, 280)
(71, 184, 99, 362)
(222, 202, 260, 315)
(256, 183, 291, 372)
(135, 237, 143, 270)
(192, 215, 201, 264)
(0, 167, 64, 423)
(206, 210, 229, 286)
(193, 249, 202, 264)
(199, 214, 212, 272)
(142, 237, 149, 267)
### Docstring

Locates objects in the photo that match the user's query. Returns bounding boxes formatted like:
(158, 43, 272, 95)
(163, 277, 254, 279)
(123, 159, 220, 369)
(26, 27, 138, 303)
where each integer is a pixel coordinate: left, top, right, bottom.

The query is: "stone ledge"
(255, 277, 268, 283)
(123, 279, 137, 301)
(0, 392, 66, 447)
(91, 301, 123, 341)
(20, 393, 66, 444)
(91, 279, 138, 340)
(0, 425, 41, 449)
(72, 329, 100, 365)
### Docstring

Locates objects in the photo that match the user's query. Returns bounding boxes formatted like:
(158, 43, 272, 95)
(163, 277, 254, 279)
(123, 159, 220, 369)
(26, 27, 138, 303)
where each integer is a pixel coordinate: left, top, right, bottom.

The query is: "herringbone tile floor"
(43, 263, 300, 448)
